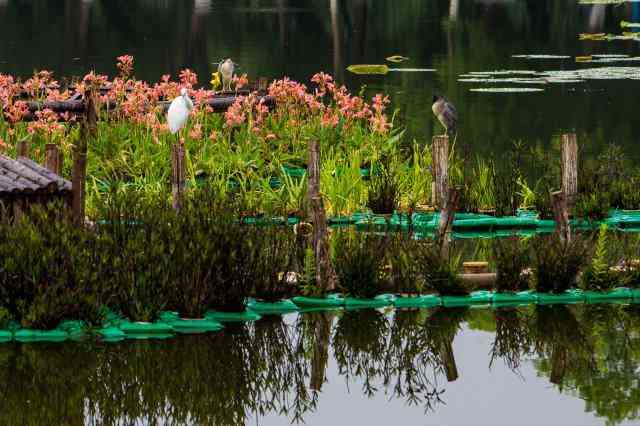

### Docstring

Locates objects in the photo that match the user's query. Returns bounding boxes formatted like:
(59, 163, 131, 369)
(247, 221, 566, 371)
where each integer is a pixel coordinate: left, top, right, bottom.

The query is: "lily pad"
(388, 67, 436, 72)
(512, 54, 571, 59)
(469, 87, 544, 93)
(622, 21, 640, 28)
(347, 64, 389, 75)
(386, 55, 410, 63)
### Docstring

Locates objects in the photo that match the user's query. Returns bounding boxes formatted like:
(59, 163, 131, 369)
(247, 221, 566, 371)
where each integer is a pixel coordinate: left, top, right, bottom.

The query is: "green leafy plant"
(413, 242, 465, 295)
(494, 237, 531, 292)
(532, 235, 588, 293)
(581, 224, 625, 291)
(366, 163, 399, 214)
(334, 233, 388, 299)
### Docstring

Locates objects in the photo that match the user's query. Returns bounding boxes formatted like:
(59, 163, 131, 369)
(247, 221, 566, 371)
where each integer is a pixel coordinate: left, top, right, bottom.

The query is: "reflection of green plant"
(532, 235, 588, 293)
(494, 237, 531, 292)
(573, 192, 610, 221)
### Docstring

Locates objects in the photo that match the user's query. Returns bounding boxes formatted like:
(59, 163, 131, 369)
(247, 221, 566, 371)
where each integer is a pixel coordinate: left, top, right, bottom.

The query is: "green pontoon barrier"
(159, 311, 224, 333)
(14, 328, 69, 343)
(205, 309, 262, 323)
(344, 294, 395, 309)
(118, 321, 175, 336)
(536, 289, 585, 305)
(441, 291, 494, 307)
(393, 294, 442, 308)
(246, 299, 300, 314)
(292, 294, 345, 309)
(584, 287, 633, 302)
(492, 290, 538, 305)
(97, 327, 126, 341)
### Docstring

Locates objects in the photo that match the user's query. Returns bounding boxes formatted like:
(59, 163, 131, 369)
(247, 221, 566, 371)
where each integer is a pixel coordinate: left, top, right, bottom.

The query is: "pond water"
(1, 0, 640, 158)
(1, 305, 640, 425)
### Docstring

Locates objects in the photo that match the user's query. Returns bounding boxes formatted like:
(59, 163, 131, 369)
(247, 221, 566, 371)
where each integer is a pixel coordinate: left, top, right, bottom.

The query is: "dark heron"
(432, 95, 457, 137)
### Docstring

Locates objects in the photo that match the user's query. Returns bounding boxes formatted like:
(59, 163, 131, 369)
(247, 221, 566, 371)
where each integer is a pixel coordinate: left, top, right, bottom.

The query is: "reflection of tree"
(490, 307, 533, 372)
(533, 305, 595, 388)
(333, 309, 389, 396)
(384, 309, 446, 411)
(424, 307, 468, 382)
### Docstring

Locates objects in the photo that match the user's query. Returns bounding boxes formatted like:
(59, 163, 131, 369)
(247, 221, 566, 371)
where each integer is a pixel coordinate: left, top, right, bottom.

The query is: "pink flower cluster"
(116, 55, 134, 79)
(27, 108, 65, 137)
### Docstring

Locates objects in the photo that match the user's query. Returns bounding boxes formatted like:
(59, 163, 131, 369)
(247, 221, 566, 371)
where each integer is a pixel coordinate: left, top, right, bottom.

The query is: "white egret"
(167, 88, 193, 135)
(218, 58, 235, 92)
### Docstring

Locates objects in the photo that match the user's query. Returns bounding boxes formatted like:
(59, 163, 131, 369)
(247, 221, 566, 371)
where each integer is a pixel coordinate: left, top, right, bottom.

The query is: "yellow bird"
(210, 72, 222, 91)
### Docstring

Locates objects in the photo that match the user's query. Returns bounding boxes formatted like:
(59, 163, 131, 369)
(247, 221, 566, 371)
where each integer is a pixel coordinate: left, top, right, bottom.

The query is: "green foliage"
(0, 307, 11, 329)
(494, 237, 531, 292)
(366, 163, 399, 214)
(334, 233, 388, 299)
(573, 192, 610, 222)
(412, 242, 465, 295)
(532, 235, 588, 293)
(582, 224, 626, 291)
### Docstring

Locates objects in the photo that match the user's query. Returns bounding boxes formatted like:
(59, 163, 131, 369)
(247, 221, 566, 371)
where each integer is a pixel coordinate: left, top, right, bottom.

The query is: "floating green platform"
(246, 299, 300, 314)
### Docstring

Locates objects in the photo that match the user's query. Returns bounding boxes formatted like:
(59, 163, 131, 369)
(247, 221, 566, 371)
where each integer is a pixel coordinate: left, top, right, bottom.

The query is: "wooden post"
(171, 142, 185, 211)
(438, 186, 460, 258)
(551, 190, 570, 243)
(432, 136, 449, 209)
(561, 134, 578, 207)
(308, 139, 337, 292)
(44, 144, 62, 175)
(17, 139, 29, 158)
(440, 339, 459, 382)
(72, 93, 97, 225)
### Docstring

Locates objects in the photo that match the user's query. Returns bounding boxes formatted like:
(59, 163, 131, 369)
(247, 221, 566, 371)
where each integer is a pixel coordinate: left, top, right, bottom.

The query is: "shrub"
(366, 165, 398, 214)
(532, 234, 588, 293)
(494, 237, 530, 292)
(581, 225, 626, 291)
(334, 232, 388, 299)
(413, 242, 465, 295)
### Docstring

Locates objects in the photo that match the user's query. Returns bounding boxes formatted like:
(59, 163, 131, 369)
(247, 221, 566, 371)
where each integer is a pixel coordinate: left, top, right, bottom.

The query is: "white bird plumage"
(167, 88, 194, 135)
(218, 58, 235, 92)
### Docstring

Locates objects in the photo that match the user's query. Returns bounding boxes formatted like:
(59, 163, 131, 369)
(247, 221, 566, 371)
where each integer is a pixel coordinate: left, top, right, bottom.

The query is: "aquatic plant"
(412, 242, 465, 296)
(581, 225, 623, 291)
(494, 237, 531, 293)
(366, 162, 399, 214)
(334, 232, 388, 299)
(531, 235, 588, 293)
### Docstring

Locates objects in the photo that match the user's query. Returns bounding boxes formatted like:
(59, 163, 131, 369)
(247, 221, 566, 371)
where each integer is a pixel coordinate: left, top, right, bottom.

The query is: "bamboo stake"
(171, 142, 185, 211)
(561, 133, 578, 208)
(307, 139, 337, 292)
(310, 312, 332, 391)
(432, 135, 449, 208)
(72, 92, 96, 225)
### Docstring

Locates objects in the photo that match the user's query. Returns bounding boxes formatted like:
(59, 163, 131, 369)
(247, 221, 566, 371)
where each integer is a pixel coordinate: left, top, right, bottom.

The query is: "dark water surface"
(1, 0, 640, 157)
(1, 305, 640, 425)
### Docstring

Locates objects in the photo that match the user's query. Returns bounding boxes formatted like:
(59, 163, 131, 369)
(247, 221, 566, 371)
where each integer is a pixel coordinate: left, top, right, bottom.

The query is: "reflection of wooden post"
(549, 347, 567, 386)
(432, 136, 449, 208)
(438, 186, 459, 258)
(45, 144, 62, 175)
(17, 139, 29, 158)
(310, 312, 332, 391)
(551, 190, 570, 243)
(308, 140, 337, 292)
(171, 143, 185, 211)
(440, 339, 459, 382)
(561, 134, 578, 208)
(72, 93, 96, 225)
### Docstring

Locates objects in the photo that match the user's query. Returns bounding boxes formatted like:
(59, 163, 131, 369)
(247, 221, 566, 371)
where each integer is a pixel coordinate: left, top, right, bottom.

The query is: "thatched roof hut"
(0, 154, 71, 218)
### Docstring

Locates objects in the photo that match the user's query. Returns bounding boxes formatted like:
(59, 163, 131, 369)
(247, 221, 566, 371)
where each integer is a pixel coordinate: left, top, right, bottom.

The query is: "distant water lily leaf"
(579, 33, 607, 41)
(575, 56, 593, 62)
(469, 87, 544, 93)
(385, 55, 410, 63)
(347, 64, 389, 75)
(512, 54, 571, 59)
(387, 67, 436, 72)
(621, 21, 640, 28)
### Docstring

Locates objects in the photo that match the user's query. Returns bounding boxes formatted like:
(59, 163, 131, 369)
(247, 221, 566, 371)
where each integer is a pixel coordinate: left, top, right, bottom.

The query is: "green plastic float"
(344, 294, 395, 309)
(205, 309, 262, 323)
(536, 289, 585, 305)
(292, 293, 345, 309)
(584, 287, 633, 303)
(441, 290, 494, 307)
(492, 290, 538, 305)
(118, 321, 175, 337)
(246, 299, 300, 314)
(159, 311, 224, 333)
(97, 327, 126, 341)
(393, 294, 442, 308)
(0, 329, 12, 343)
(14, 328, 69, 343)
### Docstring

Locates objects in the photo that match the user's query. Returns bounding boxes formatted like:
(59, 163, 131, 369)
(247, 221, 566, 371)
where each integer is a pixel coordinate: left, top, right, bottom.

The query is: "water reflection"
(2, 304, 640, 424)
